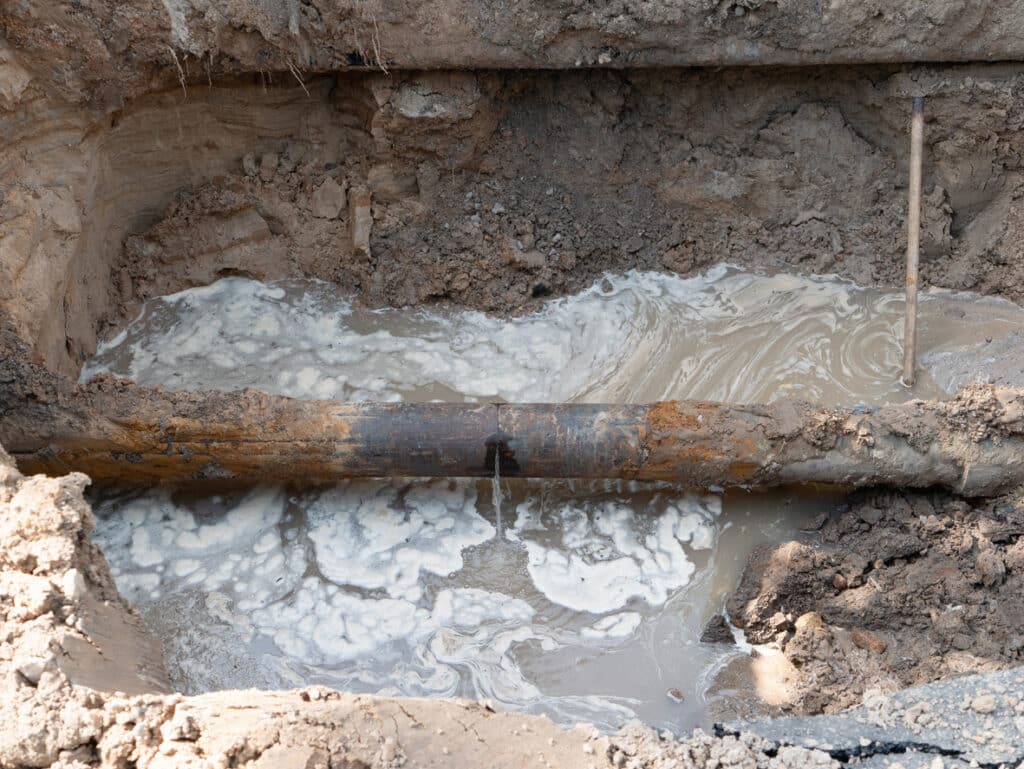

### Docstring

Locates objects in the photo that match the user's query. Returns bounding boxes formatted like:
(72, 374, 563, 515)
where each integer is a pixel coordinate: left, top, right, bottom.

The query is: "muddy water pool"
(85, 265, 1024, 731)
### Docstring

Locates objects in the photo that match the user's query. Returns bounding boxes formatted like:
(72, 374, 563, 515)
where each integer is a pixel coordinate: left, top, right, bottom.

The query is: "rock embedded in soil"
(699, 614, 735, 644)
(310, 176, 348, 219)
(850, 628, 887, 655)
(970, 694, 997, 714)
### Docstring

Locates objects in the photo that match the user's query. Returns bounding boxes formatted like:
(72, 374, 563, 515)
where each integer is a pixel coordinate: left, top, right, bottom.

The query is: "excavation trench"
(4, 42, 1024, 765)
(6, 270, 1020, 734)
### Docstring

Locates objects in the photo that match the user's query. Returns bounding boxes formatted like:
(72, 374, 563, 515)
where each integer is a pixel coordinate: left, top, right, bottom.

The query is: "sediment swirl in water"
(86, 266, 1024, 732)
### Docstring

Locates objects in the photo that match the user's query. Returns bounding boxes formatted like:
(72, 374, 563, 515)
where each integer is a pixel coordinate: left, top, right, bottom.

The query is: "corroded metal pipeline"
(5, 375, 1024, 495)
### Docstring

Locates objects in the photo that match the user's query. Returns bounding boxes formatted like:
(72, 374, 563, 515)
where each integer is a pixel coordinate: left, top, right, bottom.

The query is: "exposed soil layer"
(723, 487, 1024, 716)
(6, 0, 1024, 100)
(6, 58, 1024, 377)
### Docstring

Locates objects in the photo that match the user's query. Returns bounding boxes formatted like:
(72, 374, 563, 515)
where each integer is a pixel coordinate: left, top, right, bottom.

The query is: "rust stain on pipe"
(5, 371, 1024, 496)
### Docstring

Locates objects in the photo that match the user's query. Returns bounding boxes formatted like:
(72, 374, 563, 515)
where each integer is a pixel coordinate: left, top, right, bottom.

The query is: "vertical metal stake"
(902, 96, 924, 387)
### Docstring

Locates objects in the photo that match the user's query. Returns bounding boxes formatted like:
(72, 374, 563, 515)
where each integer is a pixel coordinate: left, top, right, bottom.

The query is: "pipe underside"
(7, 383, 1024, 496)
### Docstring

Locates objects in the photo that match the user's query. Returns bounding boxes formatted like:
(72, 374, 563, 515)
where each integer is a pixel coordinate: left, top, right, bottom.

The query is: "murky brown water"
(86, 266, 1024, 732)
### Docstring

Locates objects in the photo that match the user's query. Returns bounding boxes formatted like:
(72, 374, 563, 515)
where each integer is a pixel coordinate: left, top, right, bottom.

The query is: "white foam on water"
(93, 479, 669, 728)
(512, 495, 719, 614)
(95, 487, 305, 611)
(305, 480, 494, 601)
(86, 267, 1024, 731)
(82, 266, 1024, 405)
(581, 613, 643, 640)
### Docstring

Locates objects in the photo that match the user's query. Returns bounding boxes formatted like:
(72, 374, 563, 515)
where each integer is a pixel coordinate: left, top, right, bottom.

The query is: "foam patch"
(512, 495, 720, 613)
(81, 268, 1024, 405)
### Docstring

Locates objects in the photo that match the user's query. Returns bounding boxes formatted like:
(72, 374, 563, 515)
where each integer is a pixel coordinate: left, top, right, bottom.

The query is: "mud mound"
(726, 488, 1024, 714)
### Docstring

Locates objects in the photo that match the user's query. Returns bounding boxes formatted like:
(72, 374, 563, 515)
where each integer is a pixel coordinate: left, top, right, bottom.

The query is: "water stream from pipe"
(494, 451, 503, 538)
(84, 265, 1024, 732)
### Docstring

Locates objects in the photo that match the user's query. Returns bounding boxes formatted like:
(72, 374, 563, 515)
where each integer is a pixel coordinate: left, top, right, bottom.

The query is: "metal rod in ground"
(902, 95, 925, 386)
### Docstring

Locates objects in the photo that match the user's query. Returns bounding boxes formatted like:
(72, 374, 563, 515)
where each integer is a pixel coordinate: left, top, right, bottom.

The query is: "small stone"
(699, 614, 735, 644)
(971, 694, 997, 715)
(160, 712, 200, 742)
(851, 628, 887, 654)
(13, 655, 52, 685)
(624, 235, 645, 253)
(666, 688, 685, 703)
(310, 177, 347, 219)
(952, 633, 974, 650)
(242, 153, 258, 177)
(975, 551, 1006, 587)
(259, 152, 279, 182)
(60, 568, 87, 601)
(858, 506, 883, 525)
(513, 250, 546, 270)
(832, 573, 848, 590)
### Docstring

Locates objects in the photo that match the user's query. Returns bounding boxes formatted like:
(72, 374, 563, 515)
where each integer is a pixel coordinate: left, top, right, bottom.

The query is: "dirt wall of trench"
(6, 0, 1024, 100)
(5, 56, 1024, 377)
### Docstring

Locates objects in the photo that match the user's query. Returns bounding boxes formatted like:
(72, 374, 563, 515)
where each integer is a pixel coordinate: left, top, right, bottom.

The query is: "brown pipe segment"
(4, 371, 1024, 495)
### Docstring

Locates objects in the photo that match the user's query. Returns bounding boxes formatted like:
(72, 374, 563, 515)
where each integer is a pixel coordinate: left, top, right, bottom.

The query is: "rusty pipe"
(6, 379, 1024, 496)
